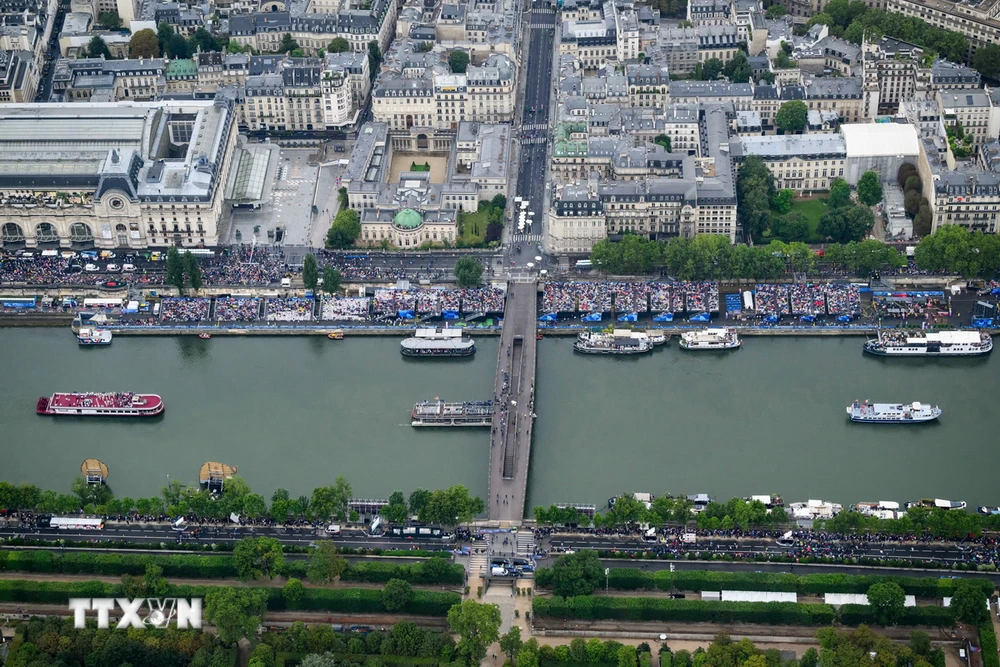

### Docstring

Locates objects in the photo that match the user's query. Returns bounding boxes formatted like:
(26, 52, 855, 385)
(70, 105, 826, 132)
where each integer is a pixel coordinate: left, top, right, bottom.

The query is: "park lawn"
(458, 210, 488, 245)
(409, 161, 430, 171)
(769, 198, 827, 243)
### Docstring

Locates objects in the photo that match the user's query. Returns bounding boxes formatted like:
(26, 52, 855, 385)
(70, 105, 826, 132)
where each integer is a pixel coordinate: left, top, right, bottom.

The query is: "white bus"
(575, 260, 593, 269)
(186, 249, 215, 258)
(83, 298, 124, 309)
(49, 517, 105, 530)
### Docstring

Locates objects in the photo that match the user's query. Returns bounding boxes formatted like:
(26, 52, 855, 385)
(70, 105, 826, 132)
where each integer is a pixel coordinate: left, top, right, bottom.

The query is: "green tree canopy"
(818, 203, 873, 243)
(322, 266, 342, 294)
(448, 600, 502, 663)
(97, 11, 122, 28)
(453, 256, 484, 287)
(302, 253, 319, 291)
(280, 33, 300, 53)
(765, 4, 786, 17)
(771, 189, 793, 214)
(500, 626, 523, 663)
(129, 29, 160, 57)
(973, 44, 1000, 81)
(653, 134, 672, 152)
(951, 579, 990, 625)
(328, 37, 350, 53)
(867, 582, 906, 625)
(382, 578, 414, 612)
(204, 587, 268, 644)
(418, 485, 484, 525)
(183, 251, 202, 291)
(233, 536, 285, 580)
(828, 177, 853, 209)
(448, 50, 470, 73)
(775, 100, 808, 134)
(88, 36, 113, 60)
(326, 209, 362, 249)
(307, 541, 347, 584)
(548, 550, 604, 597)
(856, 170, 884, 206)
(737, 155, 777, 243)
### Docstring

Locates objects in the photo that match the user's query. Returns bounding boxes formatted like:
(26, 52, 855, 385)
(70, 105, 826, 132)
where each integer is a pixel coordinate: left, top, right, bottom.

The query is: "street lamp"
(605, 567, 609, 591)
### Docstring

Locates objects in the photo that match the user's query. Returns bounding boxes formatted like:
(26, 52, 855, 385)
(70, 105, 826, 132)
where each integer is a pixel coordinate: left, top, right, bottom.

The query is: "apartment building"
(654, 25, 739, 77)
(50, 56, 165, 102)
(0, 49, 37, 102)
(372, 53, 515, 130)
(918, 136, 1000, 234)
(936, 88, 1000, 151)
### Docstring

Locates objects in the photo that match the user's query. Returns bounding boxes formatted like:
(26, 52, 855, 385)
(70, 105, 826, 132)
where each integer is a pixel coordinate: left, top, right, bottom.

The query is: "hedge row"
(837, 604, 956, 627)
(981, 624, 1000, 667)
(569, 568, 994, 598)
(532, 595, 959, 627)
(0, 580, 460, 616)
(0, 550, 464, 586)
(532, 596, 836, 625)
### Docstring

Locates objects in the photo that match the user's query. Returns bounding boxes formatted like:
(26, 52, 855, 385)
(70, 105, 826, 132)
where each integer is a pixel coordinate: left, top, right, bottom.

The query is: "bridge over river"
(487, 280, 538, 522)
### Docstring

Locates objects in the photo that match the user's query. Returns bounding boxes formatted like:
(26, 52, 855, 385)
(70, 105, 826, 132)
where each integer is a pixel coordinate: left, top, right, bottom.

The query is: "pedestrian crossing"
(511, 233, 542, 242)
(521, 138, 546, 145)
(523, 123, 548, 131)
(469, 548, 489, 580)
(515, 529, 536, 558)
(530, 23, 555, 29)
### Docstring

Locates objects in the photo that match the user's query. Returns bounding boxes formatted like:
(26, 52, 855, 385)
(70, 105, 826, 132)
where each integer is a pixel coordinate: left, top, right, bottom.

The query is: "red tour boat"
(36, 392, 164, 417)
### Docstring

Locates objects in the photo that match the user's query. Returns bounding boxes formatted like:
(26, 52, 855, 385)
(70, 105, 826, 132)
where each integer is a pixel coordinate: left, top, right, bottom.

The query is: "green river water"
(1, 329, 995, 512)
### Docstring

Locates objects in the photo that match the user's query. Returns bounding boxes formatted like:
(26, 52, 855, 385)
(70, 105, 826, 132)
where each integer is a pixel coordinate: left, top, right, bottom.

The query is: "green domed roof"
(394, 208, 423, 229)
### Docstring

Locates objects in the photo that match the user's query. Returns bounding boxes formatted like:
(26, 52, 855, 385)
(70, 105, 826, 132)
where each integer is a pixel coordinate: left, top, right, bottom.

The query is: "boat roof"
(415, 327, 464, 338)
(917, 331, 982, 344)
(401, 337, 474, 349)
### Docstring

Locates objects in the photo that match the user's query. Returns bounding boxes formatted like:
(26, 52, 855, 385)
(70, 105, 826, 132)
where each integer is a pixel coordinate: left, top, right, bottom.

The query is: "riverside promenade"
(488, 281, 538, 522)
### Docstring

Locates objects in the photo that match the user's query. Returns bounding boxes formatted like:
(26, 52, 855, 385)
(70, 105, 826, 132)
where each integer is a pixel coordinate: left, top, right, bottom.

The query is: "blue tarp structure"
(582, 312, 602, 322)
(991, 288, 1000, 295)
(2, 301, 34, 308)
(973, 318, 994, 327)
(836, 315, 851, 323)
(724, 293, 742, 313)
(442, 309, 459, 319)
(689, 312, 710, 323)
(653, 312, 674, 322)
(764, 314, 779, 324)
(538, 313, 557, 322)
(617, 312, 638, 322)
(800, 314, 816, 323)
(398, 310, 415, 319)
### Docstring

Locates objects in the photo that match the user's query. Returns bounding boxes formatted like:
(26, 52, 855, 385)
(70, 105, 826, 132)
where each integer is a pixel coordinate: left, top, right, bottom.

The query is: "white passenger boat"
(679, 327, 741, 350)
(863, 329, 992, 356)
(847, 400, 941, 424)
(575, 329, 654, 355)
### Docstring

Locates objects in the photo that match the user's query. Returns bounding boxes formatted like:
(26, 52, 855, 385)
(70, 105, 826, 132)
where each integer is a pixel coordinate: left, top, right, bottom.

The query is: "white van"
(171, 518, 188, 532)
(41, 249, 59, 257)
(84, 263, 99, 272)
(281, 277, 292, 287)
(122, 263, 136, 272)
(325, 524, 342, 535)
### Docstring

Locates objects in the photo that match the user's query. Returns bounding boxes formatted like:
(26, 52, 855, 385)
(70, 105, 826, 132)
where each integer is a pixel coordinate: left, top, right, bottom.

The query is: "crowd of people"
(266, 298, 314, 322)
(542, 281, 722, 315)
(214, 297, 262, 322)
(753, 284, 792, 316)
(789, 285, 827, 316)
(316, 252, 450, 282)
(320, 296, 371, 321)
(872, 292, 948, 319)
(200, 247, 286, 286)
(374, 289, 418, 315)
(160, 298, 211, 322)
(460, 287, 505, 313)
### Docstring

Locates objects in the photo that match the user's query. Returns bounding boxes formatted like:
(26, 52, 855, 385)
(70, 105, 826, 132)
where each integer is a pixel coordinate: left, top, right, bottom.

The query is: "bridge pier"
(487, 281, 538, 522)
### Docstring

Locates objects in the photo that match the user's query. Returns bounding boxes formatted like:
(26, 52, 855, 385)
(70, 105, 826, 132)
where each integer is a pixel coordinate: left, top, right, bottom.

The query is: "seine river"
(1, 328, 995, 511)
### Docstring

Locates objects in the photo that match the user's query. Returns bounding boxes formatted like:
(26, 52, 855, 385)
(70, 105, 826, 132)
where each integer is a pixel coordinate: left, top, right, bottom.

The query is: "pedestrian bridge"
(487, 281, 537, 522)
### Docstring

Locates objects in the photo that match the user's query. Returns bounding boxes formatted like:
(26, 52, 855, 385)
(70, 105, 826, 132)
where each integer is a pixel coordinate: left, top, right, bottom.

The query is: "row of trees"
(325, 208, 362, 249)
(535, 490, 1000, 538)
(589, 233, 906, 279)
(914, 224, 1000, 278)
(0, 476, 485, 527)
(302, 253, 343, 294)
(806, 0, 968, 63)
(899, 162, 934, 236)
(165, 245, 203, 294)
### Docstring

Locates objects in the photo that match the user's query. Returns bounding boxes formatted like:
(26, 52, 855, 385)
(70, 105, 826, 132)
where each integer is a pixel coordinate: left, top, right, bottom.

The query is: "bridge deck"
(488, 281, 537, 522)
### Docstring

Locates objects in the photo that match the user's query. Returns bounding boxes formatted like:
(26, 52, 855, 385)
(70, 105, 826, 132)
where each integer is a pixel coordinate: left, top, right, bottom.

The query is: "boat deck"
(50, 393, 161, 410)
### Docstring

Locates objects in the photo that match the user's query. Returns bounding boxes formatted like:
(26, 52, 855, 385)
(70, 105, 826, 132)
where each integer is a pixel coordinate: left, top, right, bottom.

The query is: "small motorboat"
(328, 330, 344, 340)
(536, 333, 543, 340)
(198, 332, 212, 340)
